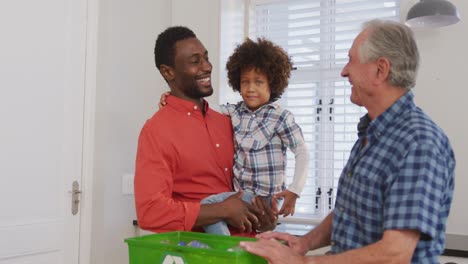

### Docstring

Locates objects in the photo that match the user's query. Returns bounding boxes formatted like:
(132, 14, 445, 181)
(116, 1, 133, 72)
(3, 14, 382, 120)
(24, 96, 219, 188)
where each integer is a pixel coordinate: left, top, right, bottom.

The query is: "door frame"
(78, 0, 99, 263)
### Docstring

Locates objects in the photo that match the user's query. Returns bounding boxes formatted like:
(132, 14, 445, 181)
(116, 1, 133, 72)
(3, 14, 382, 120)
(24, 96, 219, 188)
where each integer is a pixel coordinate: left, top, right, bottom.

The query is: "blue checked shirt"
(219, 101, 305, 196)
(331, 91, 455, 263)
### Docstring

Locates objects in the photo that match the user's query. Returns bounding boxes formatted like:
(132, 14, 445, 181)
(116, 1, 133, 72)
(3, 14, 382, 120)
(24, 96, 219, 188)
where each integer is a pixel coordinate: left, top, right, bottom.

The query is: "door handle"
(71, 181, 81, 215)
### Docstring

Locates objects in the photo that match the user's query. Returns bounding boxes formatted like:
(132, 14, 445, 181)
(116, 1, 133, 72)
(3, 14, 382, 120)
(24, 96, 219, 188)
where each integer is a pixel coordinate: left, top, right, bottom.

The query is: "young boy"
(161, 38, 308, 236)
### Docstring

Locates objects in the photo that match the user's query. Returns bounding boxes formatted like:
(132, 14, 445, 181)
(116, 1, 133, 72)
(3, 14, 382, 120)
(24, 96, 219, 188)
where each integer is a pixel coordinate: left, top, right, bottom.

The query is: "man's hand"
(251, 196, 278, 232)
(240, 238, 307, 264)
(221, 192, 260, 233)
(158, 91, 170, 109)
(256, 231, 310, 256)
(274, 190, 298, 217)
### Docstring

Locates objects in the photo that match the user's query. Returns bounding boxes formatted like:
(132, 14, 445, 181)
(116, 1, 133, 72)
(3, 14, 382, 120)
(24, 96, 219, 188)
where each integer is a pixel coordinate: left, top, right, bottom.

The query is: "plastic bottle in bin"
(187, 240, 211, 249)
(227, 245, 244, 252)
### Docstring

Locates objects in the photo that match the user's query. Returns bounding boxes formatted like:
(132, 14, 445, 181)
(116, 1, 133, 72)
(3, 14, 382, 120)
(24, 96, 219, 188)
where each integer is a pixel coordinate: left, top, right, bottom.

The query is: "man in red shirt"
(134, 26, 275, 236)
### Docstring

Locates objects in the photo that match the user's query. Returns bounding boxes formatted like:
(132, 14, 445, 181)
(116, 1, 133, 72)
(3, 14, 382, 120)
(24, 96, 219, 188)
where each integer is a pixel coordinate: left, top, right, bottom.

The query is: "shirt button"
(215, 143, 220, 148)
(347, 171, 352, 177)
(187, 112, 191, 116)
(193, 105, 198, 110)
(330, 240, 336, 246)
(339, 207, 344, 212)
(224, 168, 228, 172)
(252, 114, 256, 118)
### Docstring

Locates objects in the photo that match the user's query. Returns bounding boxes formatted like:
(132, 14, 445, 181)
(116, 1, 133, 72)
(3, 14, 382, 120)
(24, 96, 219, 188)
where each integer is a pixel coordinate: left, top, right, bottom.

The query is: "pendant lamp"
(406, 0, 460, 28)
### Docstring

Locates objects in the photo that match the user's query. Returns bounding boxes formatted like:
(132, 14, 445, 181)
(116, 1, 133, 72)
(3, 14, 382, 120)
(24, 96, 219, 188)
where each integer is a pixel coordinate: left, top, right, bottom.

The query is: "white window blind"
(220, 0, 399, 235)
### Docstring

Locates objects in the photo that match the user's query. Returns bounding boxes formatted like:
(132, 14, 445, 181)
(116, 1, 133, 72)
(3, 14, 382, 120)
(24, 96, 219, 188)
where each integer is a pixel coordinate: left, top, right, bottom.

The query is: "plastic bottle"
(187, 240, 211, 249)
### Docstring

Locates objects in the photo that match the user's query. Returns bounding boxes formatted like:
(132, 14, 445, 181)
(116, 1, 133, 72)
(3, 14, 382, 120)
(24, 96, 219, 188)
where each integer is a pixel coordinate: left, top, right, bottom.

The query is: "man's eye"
(256, 80, 263, 85)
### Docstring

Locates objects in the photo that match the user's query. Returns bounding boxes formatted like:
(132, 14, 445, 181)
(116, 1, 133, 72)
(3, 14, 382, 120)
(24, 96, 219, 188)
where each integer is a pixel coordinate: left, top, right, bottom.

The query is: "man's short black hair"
(154, 26, 196, 69)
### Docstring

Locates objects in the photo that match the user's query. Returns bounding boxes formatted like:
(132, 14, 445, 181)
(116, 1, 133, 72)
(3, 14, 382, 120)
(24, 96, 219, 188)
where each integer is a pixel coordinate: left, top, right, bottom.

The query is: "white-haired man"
(240, 19, 456, 264)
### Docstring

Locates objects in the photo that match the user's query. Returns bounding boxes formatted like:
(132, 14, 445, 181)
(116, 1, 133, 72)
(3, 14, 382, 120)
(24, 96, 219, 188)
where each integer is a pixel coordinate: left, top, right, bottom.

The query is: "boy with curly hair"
(201, 37, 308, 236)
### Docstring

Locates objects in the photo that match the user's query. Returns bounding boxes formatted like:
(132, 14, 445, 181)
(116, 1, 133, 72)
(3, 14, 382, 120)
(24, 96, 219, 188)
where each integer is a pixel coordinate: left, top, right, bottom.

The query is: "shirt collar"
(238, 100, 281, 113)
(357, 114, 371, 138)
(166, 95, 210, 116)
(360, 91, 415, 138)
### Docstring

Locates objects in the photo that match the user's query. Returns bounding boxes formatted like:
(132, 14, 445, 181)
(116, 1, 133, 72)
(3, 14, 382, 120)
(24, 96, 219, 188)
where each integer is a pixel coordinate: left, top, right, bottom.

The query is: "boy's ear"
(159, 64, 175, 82)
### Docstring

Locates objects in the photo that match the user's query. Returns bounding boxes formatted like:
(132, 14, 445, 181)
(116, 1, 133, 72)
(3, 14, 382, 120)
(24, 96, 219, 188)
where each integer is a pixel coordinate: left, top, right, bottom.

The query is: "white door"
(0, 0, 88, 263)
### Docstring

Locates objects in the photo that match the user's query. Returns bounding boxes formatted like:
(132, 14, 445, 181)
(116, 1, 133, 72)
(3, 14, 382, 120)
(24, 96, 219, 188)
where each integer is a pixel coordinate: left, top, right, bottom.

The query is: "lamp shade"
(406, 0, 460, 28)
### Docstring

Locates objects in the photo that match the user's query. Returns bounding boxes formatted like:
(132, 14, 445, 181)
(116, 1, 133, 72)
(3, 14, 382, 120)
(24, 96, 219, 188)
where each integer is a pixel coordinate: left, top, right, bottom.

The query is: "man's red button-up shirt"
(135, 95, 235, 233)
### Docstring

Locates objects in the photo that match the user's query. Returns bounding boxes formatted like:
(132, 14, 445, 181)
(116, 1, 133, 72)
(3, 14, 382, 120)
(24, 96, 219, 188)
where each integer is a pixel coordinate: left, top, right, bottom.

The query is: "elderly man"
(240, 19, 455, 264)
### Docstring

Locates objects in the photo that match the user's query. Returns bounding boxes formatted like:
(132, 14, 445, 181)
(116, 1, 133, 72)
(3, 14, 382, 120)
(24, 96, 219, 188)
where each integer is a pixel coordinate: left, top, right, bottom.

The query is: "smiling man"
(134, 26, 272, 236)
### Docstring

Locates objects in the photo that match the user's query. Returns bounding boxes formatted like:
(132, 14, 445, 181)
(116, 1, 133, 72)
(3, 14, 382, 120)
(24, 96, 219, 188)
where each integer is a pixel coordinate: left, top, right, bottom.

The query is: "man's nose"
(201, 58, 212, 72)
(341, 64, 349, 77)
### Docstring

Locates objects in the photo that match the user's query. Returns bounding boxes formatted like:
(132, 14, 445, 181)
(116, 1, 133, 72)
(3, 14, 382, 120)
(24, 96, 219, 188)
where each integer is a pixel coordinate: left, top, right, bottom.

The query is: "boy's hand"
(158, 91, 170, 109)
(274, 190, 298, 217)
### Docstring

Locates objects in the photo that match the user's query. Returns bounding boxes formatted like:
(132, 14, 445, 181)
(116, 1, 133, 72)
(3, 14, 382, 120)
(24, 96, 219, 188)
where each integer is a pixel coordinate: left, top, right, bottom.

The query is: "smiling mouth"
(197, 76, 211, 86)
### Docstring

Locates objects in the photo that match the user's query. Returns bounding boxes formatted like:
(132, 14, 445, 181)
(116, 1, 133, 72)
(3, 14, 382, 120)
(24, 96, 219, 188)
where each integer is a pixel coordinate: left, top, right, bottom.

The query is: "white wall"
(401, 0, 468, 239)
(90, 1, 468, 263)
(91, 1, 171, 263)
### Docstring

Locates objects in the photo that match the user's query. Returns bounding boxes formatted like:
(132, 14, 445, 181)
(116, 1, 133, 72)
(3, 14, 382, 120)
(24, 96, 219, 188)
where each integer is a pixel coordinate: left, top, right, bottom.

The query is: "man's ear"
(376, 57, 390, 82)
(159, 64, 175, 82)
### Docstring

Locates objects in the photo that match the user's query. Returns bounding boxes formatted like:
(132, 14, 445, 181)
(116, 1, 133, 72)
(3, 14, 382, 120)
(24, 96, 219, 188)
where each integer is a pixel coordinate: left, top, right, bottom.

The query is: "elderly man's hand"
(256, 231, 310, 256)
(240, 238, 307, 264)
